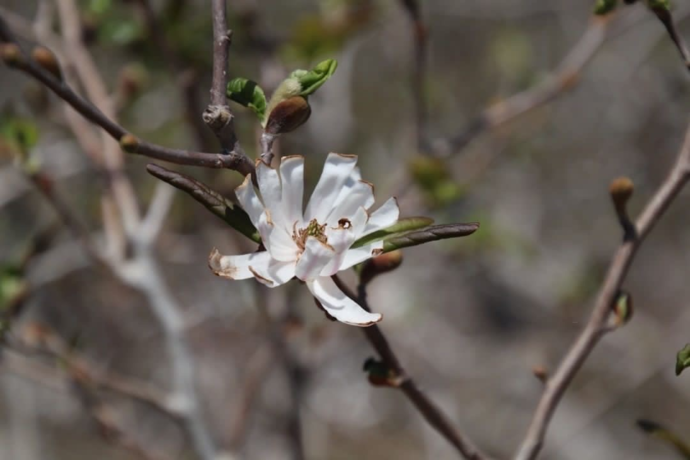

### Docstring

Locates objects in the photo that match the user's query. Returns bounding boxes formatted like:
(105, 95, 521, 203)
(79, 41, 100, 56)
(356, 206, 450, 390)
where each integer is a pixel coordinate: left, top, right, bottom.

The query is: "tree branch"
(333, 275, 492, 460)
(514, 122, 690, 460)
(204, 0, 240, 152)
(0, 14, 254, 176)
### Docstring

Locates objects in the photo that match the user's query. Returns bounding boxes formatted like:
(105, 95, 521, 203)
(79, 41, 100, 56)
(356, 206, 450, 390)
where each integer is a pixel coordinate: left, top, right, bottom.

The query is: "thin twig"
(0, 15, 254, 176)
(332, 275, 491, 460)
(649, 4, 690, 71)
(514, 123, 690, 460)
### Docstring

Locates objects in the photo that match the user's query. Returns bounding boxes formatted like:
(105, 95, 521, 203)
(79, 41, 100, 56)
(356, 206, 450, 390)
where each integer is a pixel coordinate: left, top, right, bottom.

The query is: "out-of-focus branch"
(0, 15, 255, 176)
(4, 343, 174, 460)
(398, 0, 429, 153)
(253, 286, 305, 460)
(432, 13, 612, 157)
(23, 167, 108, 268)
(228, 344, 273, 450)
(140, 183, 176, 244)
(332, 275, 491, 460)
(514, 123, 690, 460)
(131, 0, 213, 151)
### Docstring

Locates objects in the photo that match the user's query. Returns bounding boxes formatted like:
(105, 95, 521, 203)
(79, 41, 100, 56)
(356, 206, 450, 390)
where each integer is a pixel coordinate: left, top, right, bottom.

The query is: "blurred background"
(2, 0, 690, 459)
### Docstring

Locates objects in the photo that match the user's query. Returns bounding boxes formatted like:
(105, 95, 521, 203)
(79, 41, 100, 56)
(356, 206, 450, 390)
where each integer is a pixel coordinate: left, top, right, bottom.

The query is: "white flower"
(209, 153, 399, 327)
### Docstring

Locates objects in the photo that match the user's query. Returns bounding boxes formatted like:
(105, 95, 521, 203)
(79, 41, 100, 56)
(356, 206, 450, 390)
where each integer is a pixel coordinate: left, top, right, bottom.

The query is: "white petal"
(331, 167, 362, 209)
(325, 180, 375, 227)
(294, 237, 336, 281)
(249, 259, 296, 287)
(350, 206, 369, 238)
(304, 153, 358, 222)
(256, 160, 286, 227)
(361, 197, 399, 237)
(320, 227, 357, 276)
(208, 248, 272, 280)
(279, 155, 305, 228)
(257, 212, 298, 262)
(338, 240, 385, 272)
(307, 277, 382, 327)
(235, 175, 264, 229)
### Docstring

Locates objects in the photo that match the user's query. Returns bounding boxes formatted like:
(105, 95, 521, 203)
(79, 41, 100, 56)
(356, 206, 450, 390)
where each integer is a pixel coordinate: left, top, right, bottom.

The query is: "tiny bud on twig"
(119, 134, 139, 152)
(359, 250, 404, 286)
(363, 357, 400, 388)
(609, 176, 636, 241)
(611, 290, 633, 327)
(532, 366, 549, 384)
(31, 47, 62, 81)
(0, 43, 22, 66)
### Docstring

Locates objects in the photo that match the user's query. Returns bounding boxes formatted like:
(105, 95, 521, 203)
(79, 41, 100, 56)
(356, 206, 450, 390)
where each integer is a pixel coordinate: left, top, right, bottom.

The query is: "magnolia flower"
(209, 153, 399, 327)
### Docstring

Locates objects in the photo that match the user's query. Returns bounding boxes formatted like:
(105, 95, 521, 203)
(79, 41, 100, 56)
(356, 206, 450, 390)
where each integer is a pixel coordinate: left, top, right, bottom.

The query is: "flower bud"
(119, 133, 139, 152)
(264, 96, 311, 135)
(0, 43, 22, 66)
(609, 177, 634, 206)
(359, 250, 403, 286)
(31, 47, 62, 80)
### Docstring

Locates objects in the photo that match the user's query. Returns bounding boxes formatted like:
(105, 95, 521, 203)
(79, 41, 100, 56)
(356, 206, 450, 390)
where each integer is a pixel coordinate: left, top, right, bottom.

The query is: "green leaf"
(381, 223, 479, 253)
(226, 78, 267, 121)
(676, 344, 690, 376)
(0, 118, 39, 155)
(637, 419, 690, 459)
(294, 59, 338, 96)
(146, 164, 260, 243)
(593, 0, 618, 15)
(352, 216, 434, 248)
(0, 269, 25, 309)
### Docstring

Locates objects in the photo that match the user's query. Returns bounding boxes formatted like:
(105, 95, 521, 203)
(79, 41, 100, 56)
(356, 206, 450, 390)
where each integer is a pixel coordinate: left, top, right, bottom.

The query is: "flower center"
(293, 219, 328, 252)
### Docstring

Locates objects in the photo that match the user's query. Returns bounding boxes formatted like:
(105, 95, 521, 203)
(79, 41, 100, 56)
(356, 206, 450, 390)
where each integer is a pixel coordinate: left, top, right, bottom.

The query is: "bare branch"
(205, 0, 240, 152)
(514, 123, 690, 460)
(333, 275, 492, 460)
(0, 15, 254, 176)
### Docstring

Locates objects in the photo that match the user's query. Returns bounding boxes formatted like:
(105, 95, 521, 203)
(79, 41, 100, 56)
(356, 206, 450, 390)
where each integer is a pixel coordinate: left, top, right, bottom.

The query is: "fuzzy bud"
(31, 47, 62, 80)
(359, 250, 403, 286)
(264, 96, 311, 135)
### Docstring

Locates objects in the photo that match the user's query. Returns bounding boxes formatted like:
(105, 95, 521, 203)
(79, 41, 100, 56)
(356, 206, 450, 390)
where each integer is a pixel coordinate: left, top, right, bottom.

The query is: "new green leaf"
(294, 59, 338, 96)
(226, 78, 267, 121)
(676, 344, 690, 376)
